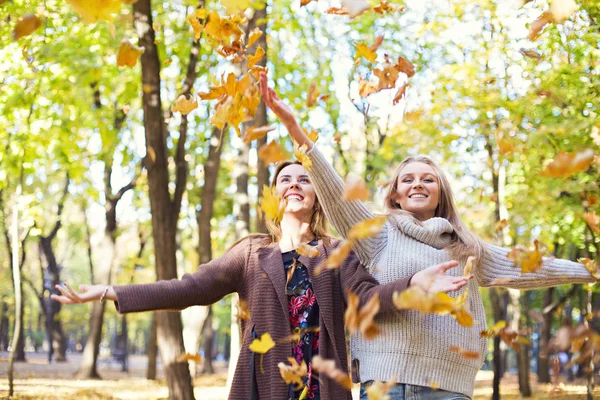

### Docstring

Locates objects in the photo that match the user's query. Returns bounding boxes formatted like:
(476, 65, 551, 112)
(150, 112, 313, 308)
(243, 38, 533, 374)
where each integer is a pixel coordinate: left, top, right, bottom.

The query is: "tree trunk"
(490, 287, 507, 400)
(146, 312, 158, 380)
(515, 290, 532, 397)
(134, 0, 194, 398)
(538, 287, 554, 383)
(0, 301, 9, 351)
(202, 307, 214, 374)
(8, 184, 23, 396)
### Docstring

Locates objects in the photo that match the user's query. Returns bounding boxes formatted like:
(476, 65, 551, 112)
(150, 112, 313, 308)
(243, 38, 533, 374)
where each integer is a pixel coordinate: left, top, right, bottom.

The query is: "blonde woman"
(53, 161, 467, 400)
(260, 73, 596, 399)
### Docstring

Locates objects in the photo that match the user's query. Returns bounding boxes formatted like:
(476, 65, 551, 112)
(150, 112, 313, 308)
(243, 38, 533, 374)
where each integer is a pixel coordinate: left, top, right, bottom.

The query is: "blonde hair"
(384, 155, 485, 263)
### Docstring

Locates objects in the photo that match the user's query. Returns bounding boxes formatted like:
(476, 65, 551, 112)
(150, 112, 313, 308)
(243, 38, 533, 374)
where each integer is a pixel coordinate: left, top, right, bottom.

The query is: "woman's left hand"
(410, 260, 472, 292)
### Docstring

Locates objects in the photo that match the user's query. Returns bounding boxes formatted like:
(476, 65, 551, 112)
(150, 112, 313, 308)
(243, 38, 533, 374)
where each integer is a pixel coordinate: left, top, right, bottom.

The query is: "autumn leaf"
(117, 39, 145, 67)
(364, 380, 396, 399)
(235, 299, 251, 320)
(243, 125, 275, 143)
(449, 346, 480, 360)
(463, 256, 476, 277)
(372, 1, 404, 14)
(325, 7, 349, 15)
(393, 82, 409, 105)
(67, 0, 123, 23)
(171, 95, 198, 115)
(528, 11, 553, 41)
(306, 81, 319, 108)
(286, 259, 297, 286)
(249, 332, 275, 354)
(13, 14, 42, 40)
(395, 56, 415, 78)
(343, 174, 370, 202)
(393, 287, 473, 327)
(373, 62, 399, 92)
(300, 0, 316, 6)
(494, 219, 508, 231)
(294, 143, 312, 171)
(146, 146, 156, 164)
(311, 356, 353, 390)
(304, 128, 319, 143)
(316, 240, 354, 274)
(348, 216, 387, 240)
(345, 291, 380, 340)
(540, 149, 595, 177)
(259, 185, 286, 224)
(278, 357, 307, 389)
(176, 353, 202, 363)
(342, 0, 371, 18)
(519, 48, 542, 60)
(550, 0, 578, 23)
(359, 78, 378, 98)
(248, 46, 265, 68)
(247, 27, 263, 48)
(583, 211, 600, 234)
(220, 0, 252, 15)
(507, 240, 547, 273)
(187, 14, 203, 41)
(354, 36, 383, 63)
(578, 258, 600, 280)
(296, 243, 320, 257)
(249, 65, 268, 80)
(258, 141, 290, 166)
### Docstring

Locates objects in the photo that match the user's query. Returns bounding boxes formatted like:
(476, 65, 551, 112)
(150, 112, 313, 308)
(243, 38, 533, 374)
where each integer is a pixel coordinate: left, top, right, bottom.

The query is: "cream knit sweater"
(307, 146, 594, 397)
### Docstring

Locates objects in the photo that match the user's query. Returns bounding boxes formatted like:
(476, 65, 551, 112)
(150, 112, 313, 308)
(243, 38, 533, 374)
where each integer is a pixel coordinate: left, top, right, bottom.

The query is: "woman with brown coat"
(52, 161, 468, 400)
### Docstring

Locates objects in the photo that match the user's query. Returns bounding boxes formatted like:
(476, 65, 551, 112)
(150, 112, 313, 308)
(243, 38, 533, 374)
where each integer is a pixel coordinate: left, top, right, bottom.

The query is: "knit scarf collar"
(389, 214, 455, 249)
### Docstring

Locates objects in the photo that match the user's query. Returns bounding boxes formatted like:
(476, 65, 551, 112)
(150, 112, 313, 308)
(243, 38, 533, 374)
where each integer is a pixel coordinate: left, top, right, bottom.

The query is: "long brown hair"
(384, 155, 485, 263)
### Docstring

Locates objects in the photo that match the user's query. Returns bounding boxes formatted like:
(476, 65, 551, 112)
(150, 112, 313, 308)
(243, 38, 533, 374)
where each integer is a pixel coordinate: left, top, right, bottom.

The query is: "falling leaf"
(296, 243, 320, 257)
(463, 256, 476, 277)
(494, 219, 508, 231)
(306, 81, 319, 108)
(304, 128, 319, 143)
(249, 332, 275, 354)
(171, 95, 198, 115)
(176, 353, 202, 363)
(67, 0, 123, 23)
(249, 65, 268, 80)
(480, 320, 507, 338)
(528, 11, 553, 41)
(258, 141, 289, 166)
(278, 357, 307, 389)
(235, 299, 251, 320)
(373, 62, 399, 92)
(540, 149, 595, 177)
(345, 291, 380, 340)
(364, 380, 396, 399)
(507, 240, 547, 273)
(519, 48, 542, 60)
(372, 1, 404, 14)
(13, 14, 42, 40)
(341, 0, 371, 18)
(286, 259, 297, 286)
(429, 381, 440, 390)
(117, 39, 145, 67)
(325, 7, 349, 15)
(316, 240, 354, 274)
(550, 0, 577, 23)
(259, 185, 286, 224)
(348, 216, 387, 240)
(248, 46, 265, 68)
(294, 143, 312, 171)
(146, 146, 156, 164)
(395, 56, 415, 78)
(247, 27, 263, 48)
(359, 78, 378, 98)
(220, 0, 252, 15)
(393, 82, 409, 105)
(583, 211, 600, 234)
(311, 356, 353, 390)
(393, 287, 473, 327)
(187, 14, 203, 41)
(449, 346, 480, 359)
(354, 36, 383, 63)
(243, 125, 275, 143)
(343, 174, 370, 202)
(578, 258, 600, 280)
(300, 0, 316, 6)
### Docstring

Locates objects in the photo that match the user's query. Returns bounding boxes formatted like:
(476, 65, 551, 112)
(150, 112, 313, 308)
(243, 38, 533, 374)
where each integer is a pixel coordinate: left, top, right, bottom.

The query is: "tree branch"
(47, 175, 70, 241)
(543, 285, 578, 315)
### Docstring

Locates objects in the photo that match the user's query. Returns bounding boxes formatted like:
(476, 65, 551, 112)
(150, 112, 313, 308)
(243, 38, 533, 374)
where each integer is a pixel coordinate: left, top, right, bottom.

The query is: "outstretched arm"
(53, 238, 251, 313)
(260, 73, 387, 267)
(476, 242, 595, 289)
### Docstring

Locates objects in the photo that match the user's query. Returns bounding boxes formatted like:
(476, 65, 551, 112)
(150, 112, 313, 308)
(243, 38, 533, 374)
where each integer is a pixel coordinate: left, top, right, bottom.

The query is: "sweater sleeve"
(476, 242, 595, 289)
(307, 146, 388, 266)
(339, 250, 411, 313)
(113, 238, 250, 313)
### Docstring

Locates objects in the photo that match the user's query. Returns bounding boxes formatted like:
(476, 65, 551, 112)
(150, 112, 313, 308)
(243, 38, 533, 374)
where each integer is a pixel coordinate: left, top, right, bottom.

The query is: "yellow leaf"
(296, 243, 320, 257)
(117, 39, 145, 67)
(249, 332, 275, 354)
(176, 353, 202, 363)
(463, 256, 476, 277)
(248, 46, 265, 68)
(528, 11, 553, 41)
(278, 357, 307, 389)
(171, 94, 198, 115)
(354, 36, 383, 63)
(372, 1, 404, 14)
(235, 299, 251, 320)
(146, 146, 156, 164)
(258, 141, 290, 166)
(345, 291, 380, 340)
(259, 185, 286, 224)
(317, 240, 354, 273)
(13, 14, 42, 40)
(294, 143, 312, 171)
(187, 14, 204, 41)
(67, 0, 123, 23)
(507, 240, 547, 274)
(550, 0, 577, 23)
(304, 128, 319, 143)
(220, 0, 252, 15)
(249, 65, 268, 80)
(306, 81, 319, 108)
(343, 174, 369, 202)
(364, 380, 396, 400)
(541, 149, 595, 178)
(341, 0, 370, 18)
(311, 356, 353, 390)
(348, 216, 387, 240)
(583, 211, 600, 235)
(578, 258, 600, 280)
(247, 27, 263, 48)
(494, 219, 508, 231)
(243, 125, 275, 143)
(393, 287, 473, 327)
(448, 346, 480, 360)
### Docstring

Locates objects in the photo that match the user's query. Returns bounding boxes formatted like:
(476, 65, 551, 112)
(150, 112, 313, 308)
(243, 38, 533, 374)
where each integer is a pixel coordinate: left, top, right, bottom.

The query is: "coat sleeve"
(339, 250, 411, 313)
(475, 242, 595, 289)
(113, 238, 251, 313)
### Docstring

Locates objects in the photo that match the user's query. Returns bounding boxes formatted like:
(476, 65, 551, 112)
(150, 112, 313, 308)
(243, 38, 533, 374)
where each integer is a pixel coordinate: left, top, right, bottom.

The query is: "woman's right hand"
(410, 260, 472, 293)
(259, 72, 299, 128)
(51, 283, 117, 304)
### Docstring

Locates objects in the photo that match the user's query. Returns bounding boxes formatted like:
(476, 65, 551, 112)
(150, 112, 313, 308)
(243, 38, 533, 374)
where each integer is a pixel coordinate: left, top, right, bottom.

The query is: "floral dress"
(282, 241, 320, 400)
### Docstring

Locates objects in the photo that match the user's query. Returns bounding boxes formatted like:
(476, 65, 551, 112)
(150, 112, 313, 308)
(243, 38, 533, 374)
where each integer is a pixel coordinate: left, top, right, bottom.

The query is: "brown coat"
(113, 237, 411, 400)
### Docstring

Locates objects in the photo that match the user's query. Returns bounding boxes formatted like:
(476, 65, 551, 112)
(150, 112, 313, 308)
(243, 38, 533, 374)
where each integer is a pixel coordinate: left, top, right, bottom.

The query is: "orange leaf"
(540, 149, 595, 178)
(395, 56, 415, 78)
(393, 287, 473, 326)
(507, 240, 547, 273)
(372, 1, 404, 14)
(359, 78, 378, 98)
(364, 380, 396, 399)
(393, 82, 409, 105)
(343, 174, 370, 202)
(528, 11, 553, 41)
(583, 211, 600, 235)
(117, 39, 145, 67)
(345, 291, 380, 340)
(317, 240, 354, 273)
(306, 81, 319, 108)
(13, 14, 42, 40)
(171, 95, 198, 115)
(373, 62, 399, 92)
(176, 353, 203, 363)
(278, 357, 307, 389)
(300, 0, 316, 6)
(348, 216, 387, 240)
(311, 356, 353, 390)
(449, 346, 480, 360)
(243, 125, 275, 143)
(258, 141, 290, 166)
(325, 7, 349, 15)
(248, 46, 265, 68)
(519, 48, 542, 60)
(494, 219, 508, 231)
(296, 243, 320, 257)
(235, 299, 251, 320)
(578, 258, 600, 280)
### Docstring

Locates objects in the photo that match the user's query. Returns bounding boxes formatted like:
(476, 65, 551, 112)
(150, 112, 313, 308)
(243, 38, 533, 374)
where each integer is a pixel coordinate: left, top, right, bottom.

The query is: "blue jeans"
(359, 381, 470, 400)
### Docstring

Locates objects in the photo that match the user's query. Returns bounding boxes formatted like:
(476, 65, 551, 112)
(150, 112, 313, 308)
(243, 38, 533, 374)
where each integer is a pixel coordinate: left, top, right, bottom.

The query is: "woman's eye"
(403, 179, 412, 183)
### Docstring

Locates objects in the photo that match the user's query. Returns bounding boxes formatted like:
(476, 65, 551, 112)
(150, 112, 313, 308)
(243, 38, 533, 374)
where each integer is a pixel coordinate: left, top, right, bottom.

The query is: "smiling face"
(274, 163, 316, 218)
(394, 161, 440, 220)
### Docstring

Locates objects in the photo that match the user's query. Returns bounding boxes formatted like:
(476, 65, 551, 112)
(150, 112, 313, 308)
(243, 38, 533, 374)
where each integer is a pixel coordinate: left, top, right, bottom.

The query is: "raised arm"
(476, 242, 595, 289)
(260, 73, 387, 266)
(53, 238, 251, 313)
